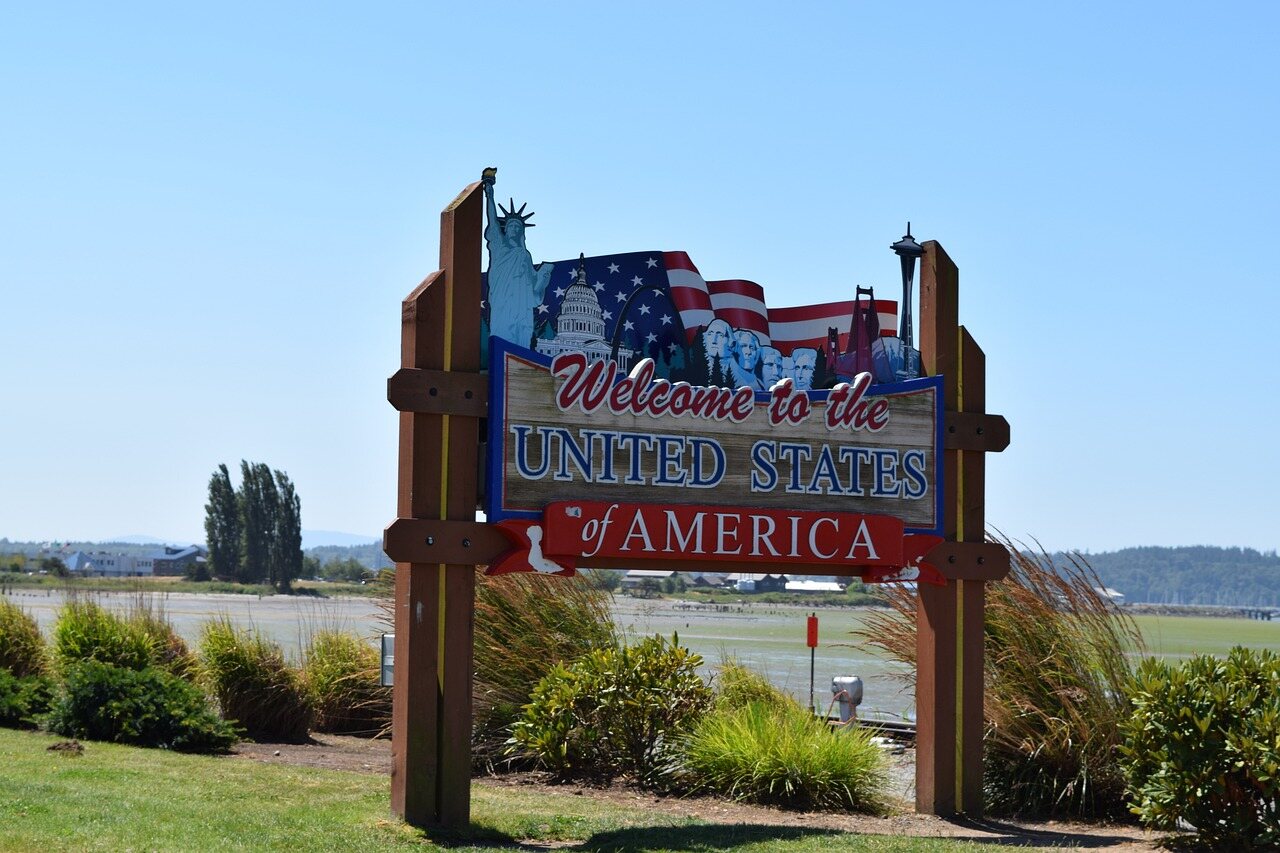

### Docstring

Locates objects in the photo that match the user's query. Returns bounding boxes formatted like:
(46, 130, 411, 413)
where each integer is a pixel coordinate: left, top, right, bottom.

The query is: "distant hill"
(1051, 546, 1280, 608)
(301, 530, 378, 549)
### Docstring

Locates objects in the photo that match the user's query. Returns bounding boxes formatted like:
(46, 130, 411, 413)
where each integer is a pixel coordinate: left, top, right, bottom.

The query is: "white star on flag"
(646, 257, 658, 268)
(652, 288, 663, 296)
(602, 310, 612, 320)
(645, 332, 658, 343)
(660, 314, 672, 325)
(638, 304, 651, 315)
(623, 320, 635, 331)
(615, 292, 627, 302)
(667, 342, 681, 352)
(608, 263, 620, 273)
(553, 287, 566, 298)
(536, 304, 549, 314)
(631, 275, 643, 286)
(593, 281, 605, 291)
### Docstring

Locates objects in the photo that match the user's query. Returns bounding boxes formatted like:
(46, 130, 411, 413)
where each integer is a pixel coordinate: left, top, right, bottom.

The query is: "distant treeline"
(1050, 545, 1280, 608)
(304, 542, 393, 572)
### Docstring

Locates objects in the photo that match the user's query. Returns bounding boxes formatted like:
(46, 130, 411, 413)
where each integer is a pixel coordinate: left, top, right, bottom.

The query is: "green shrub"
(0, 670, 55, 729)
(305, 630, 389, 735)
(199, 617, 313, 743)
(857, 535, 1139, 817)
(47, 660, 237, 753)
(1121, 647, 1280, 849)
(510, 633, 709, 785)
(0, 598, 46, 678)
(53, 600, 156, 672)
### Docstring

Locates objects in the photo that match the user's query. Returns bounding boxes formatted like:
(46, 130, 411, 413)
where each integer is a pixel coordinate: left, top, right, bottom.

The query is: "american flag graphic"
(486, 250, 898, 362)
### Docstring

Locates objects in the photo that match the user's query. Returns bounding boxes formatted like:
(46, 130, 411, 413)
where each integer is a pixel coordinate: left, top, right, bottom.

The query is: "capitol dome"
(536, 254, 633, 370)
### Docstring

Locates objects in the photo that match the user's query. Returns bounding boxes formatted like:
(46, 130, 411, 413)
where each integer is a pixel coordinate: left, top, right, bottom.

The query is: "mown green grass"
(1129, 614, 1280, 658)
(0, 728, 1022, 852)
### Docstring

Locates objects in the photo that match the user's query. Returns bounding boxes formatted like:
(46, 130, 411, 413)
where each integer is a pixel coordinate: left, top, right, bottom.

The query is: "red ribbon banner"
(488, 501, 943, 585)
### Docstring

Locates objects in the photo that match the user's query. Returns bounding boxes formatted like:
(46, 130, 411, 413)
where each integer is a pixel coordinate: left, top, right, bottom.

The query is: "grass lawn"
(0, 728, 1029, 852)
(1129, 613, 1280, 658)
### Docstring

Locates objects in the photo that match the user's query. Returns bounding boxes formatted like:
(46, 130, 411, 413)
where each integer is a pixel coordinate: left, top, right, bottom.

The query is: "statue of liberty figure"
(483, 168, 554, 353)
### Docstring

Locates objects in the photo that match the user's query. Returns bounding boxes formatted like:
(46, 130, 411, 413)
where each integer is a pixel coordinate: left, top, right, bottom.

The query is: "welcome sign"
(476, 169, 944, 580)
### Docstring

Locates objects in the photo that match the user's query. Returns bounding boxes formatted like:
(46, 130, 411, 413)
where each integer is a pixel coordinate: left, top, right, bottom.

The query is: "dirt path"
(230, 735, 1164, 850)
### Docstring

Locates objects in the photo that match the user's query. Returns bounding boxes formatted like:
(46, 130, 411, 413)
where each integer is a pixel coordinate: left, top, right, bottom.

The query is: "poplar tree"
(204, 460, 304, 589)
(271, 469, 303, 592)
(238, 461, 277, 583)
(204, 464, 242, 580)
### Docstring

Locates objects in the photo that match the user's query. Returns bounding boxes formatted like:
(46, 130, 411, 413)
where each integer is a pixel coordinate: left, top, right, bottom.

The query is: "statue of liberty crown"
(497, 198, 536, 231)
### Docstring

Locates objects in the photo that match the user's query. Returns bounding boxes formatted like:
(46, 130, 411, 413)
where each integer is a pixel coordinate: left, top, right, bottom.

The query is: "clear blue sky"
(2, 2, 1276, 552)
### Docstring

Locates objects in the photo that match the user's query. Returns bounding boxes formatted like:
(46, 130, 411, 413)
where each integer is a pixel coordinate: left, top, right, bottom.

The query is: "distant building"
(63, 550, 153, 578)
(621, 569, 676, 590)
(785, 580, 845, 593)
(1094, 586, 1126, 606)
(151, 546, 207, 576)
(724, 572, 788, 593)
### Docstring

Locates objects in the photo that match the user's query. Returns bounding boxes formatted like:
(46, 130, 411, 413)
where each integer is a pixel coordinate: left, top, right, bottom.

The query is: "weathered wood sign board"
(488, 341, 943, 533)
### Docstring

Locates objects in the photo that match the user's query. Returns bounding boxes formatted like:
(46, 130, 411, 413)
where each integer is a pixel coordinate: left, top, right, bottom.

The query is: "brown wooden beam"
(390, 181, 485, 832)
(943, 411, 1010, 453)
(916, 240, 960, 816)
(957, 327, 989, 816)
(387, 367, 489, 417)
(926, 541, 1009, 581)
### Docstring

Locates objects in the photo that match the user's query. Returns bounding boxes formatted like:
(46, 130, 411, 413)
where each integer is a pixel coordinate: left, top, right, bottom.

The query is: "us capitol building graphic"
(536, 255, 635, 370)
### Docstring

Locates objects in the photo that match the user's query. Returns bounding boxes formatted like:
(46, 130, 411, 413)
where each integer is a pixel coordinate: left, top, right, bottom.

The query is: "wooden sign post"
(385, 180, 1010, 828)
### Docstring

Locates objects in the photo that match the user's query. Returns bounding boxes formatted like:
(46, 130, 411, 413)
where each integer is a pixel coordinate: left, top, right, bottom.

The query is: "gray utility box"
(831, 675, 863, 723)
(381, 634, 395, 687)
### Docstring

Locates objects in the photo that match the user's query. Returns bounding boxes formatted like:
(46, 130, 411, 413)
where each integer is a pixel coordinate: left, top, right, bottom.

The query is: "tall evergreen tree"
(238, 460, 275, 584)
(203, 464, 241, 580)
(271, 469, 303, 592)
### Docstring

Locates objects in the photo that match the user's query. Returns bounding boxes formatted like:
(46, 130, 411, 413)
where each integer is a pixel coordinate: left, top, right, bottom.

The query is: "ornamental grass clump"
(130, 600, 198, 680)
(1121, 647, 1280, 849)
(0, 598, 46, 678)
(53, 600, 156, 672)
(304, 630, 388, 735)
(677, 662, 889, 813)
(857, 533, 1140, 818)
(199, 616, 313, 743)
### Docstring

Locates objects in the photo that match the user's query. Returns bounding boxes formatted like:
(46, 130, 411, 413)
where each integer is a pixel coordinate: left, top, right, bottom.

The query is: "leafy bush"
(199, 617, 313, 743)
(510, 633, 709, 785)
(305, 630, 389, 735)
(857, 534, 1140, 817)
(47, 660, 237, 753)
(0, 598, 46, 678)
(0, 670, 55, 729)
(53, 600, 156, 672)
(1121, 647, 1280, 849)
